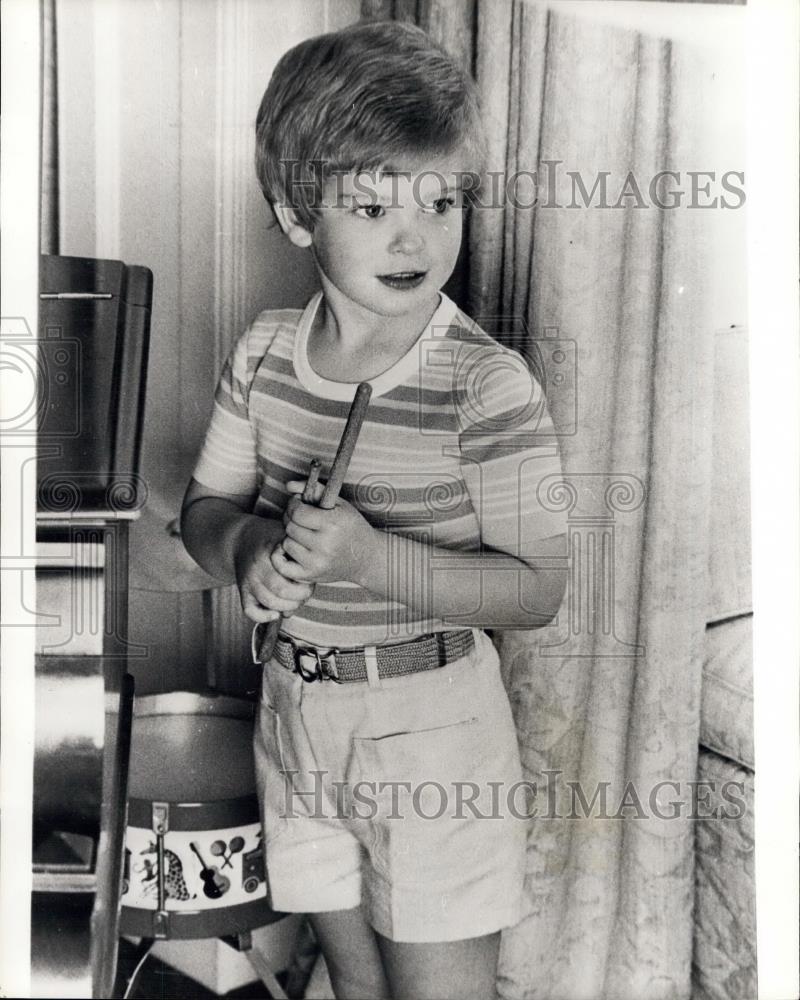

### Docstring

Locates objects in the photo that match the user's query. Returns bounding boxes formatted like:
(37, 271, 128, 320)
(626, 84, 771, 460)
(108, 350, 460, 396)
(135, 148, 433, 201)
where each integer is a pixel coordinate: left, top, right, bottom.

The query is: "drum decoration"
(122, 821, 266, 907)
(120, 691, 283, 940)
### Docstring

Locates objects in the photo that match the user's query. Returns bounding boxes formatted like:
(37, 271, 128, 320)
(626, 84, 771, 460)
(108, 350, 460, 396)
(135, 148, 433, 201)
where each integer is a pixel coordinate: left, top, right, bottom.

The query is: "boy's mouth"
(377, 271, 427, 290)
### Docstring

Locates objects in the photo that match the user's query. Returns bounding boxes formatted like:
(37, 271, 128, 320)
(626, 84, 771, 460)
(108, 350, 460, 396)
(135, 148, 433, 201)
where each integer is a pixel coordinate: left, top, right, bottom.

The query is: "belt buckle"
(293, 644, 340, 683)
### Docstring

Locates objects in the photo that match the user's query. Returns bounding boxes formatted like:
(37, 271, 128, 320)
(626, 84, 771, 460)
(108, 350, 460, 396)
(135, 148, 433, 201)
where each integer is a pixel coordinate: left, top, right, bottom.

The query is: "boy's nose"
(389, 225, 424, 255)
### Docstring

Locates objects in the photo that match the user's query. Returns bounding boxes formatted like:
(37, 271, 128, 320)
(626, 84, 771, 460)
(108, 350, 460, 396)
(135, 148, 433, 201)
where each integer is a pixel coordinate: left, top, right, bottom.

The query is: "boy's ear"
(272, 203, 313, 248)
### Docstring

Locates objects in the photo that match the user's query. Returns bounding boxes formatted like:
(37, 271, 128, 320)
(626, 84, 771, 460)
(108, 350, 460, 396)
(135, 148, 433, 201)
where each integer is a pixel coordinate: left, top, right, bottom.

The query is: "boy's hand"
(273, 479, 378, 586)
(233, 517, 314, 623)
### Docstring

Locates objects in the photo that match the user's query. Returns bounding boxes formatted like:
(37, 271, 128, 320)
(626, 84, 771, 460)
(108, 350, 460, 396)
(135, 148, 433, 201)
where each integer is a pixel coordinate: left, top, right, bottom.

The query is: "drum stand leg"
(119, 933, 289, 999)
(221, 930, 288, 1000)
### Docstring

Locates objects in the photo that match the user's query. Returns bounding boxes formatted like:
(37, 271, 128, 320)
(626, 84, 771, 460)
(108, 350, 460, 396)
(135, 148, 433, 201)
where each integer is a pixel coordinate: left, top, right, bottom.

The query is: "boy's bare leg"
(309, 905, 391, 1000)
(376, 931, 501, 1000)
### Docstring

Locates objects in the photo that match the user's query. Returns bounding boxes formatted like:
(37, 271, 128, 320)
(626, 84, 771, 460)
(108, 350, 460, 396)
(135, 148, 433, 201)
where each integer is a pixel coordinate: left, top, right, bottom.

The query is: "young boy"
(182, 21, 566, 1000)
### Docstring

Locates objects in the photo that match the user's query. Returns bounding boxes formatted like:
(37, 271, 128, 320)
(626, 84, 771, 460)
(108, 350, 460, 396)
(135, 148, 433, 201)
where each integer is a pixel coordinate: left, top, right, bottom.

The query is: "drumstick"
(256, 382, 372, 664)
(302, 459, 321, 503)
(319, 382, 372, 508)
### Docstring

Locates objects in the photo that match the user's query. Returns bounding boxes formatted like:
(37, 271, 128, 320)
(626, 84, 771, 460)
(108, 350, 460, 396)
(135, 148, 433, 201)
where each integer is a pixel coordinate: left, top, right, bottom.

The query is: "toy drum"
(119, 691, 283, 939)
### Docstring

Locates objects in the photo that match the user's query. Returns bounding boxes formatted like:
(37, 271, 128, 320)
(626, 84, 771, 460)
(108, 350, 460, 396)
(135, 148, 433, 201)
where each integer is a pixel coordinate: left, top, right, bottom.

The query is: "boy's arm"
(275, 488, 567, 628)
(181, 477, 313, 622)
(181, 477, 266, 582)
(362, 529, 568, 629)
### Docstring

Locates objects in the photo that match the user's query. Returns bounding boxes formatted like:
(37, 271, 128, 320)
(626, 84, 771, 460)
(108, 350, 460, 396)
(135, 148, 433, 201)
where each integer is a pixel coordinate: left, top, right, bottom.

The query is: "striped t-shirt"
(193, 291, 565, 646)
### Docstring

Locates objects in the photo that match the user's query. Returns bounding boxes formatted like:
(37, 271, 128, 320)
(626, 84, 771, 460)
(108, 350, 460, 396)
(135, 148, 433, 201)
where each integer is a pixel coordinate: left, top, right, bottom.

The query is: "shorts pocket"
(351, 714, 516, 885)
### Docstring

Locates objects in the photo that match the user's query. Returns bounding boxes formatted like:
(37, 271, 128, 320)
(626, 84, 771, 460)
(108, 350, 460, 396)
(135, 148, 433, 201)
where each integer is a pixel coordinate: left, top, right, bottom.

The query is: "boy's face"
(304, 154, 465, 320)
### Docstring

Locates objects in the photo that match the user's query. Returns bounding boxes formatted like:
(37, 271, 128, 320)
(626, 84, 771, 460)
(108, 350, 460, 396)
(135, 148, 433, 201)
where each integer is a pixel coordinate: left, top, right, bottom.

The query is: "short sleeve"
(457, 345, 566, 557)
(192, 328, 258, 495)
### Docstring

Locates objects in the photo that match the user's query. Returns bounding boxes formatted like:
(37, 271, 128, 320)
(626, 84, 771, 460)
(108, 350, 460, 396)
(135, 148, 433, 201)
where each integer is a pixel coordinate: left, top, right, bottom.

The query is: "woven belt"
(271, 630, 475, 684)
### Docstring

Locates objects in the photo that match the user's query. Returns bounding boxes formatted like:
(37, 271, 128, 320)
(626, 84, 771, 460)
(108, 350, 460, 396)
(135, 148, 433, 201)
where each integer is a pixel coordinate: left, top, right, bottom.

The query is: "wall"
(57, 0, 361, 692)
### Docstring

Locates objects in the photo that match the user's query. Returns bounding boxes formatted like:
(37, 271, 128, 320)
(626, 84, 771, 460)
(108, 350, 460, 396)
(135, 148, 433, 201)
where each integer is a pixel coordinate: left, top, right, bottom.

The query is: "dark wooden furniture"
(32, 255, 151, 999)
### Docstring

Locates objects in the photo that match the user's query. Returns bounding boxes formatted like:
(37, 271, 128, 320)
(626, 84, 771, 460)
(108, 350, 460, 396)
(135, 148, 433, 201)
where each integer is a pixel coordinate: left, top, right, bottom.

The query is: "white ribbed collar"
(292, 291, 458, 400)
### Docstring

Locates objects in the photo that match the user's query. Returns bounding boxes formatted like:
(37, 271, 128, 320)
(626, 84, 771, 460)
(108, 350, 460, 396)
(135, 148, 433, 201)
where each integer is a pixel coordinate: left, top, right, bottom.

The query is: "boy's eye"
(429, 197, 456, 215)
(355, 204, 385, 219)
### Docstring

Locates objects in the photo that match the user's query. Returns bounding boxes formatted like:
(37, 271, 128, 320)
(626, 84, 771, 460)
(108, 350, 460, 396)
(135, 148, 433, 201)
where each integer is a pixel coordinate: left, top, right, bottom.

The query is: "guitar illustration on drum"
(190, 841, 231, 899)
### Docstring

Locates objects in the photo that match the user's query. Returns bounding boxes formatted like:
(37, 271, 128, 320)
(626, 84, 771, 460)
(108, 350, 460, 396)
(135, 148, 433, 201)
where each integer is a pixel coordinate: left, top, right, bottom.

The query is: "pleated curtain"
(475, 7, 713, 999)
(364, 2, 720, 996)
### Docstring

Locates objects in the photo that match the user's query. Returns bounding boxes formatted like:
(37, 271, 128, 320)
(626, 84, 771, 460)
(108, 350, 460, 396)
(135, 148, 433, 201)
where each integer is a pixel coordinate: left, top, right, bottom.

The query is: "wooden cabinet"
(31, 255, 151, 998)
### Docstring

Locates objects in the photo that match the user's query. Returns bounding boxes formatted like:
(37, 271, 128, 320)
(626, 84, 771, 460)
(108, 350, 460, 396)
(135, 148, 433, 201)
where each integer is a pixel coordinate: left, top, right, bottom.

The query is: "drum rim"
(119, 895, 285, 939)
(127, 796, 259, 830)
(132, 690, 256, 721)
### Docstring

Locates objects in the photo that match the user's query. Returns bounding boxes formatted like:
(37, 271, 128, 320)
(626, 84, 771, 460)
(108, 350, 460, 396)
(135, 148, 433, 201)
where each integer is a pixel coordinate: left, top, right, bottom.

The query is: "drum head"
(128, 692, 257, 802)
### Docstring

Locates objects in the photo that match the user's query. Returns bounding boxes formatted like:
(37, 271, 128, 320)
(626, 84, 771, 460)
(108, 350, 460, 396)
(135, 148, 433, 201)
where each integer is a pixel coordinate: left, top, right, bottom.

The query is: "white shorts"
(253, 628, 526, 943)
